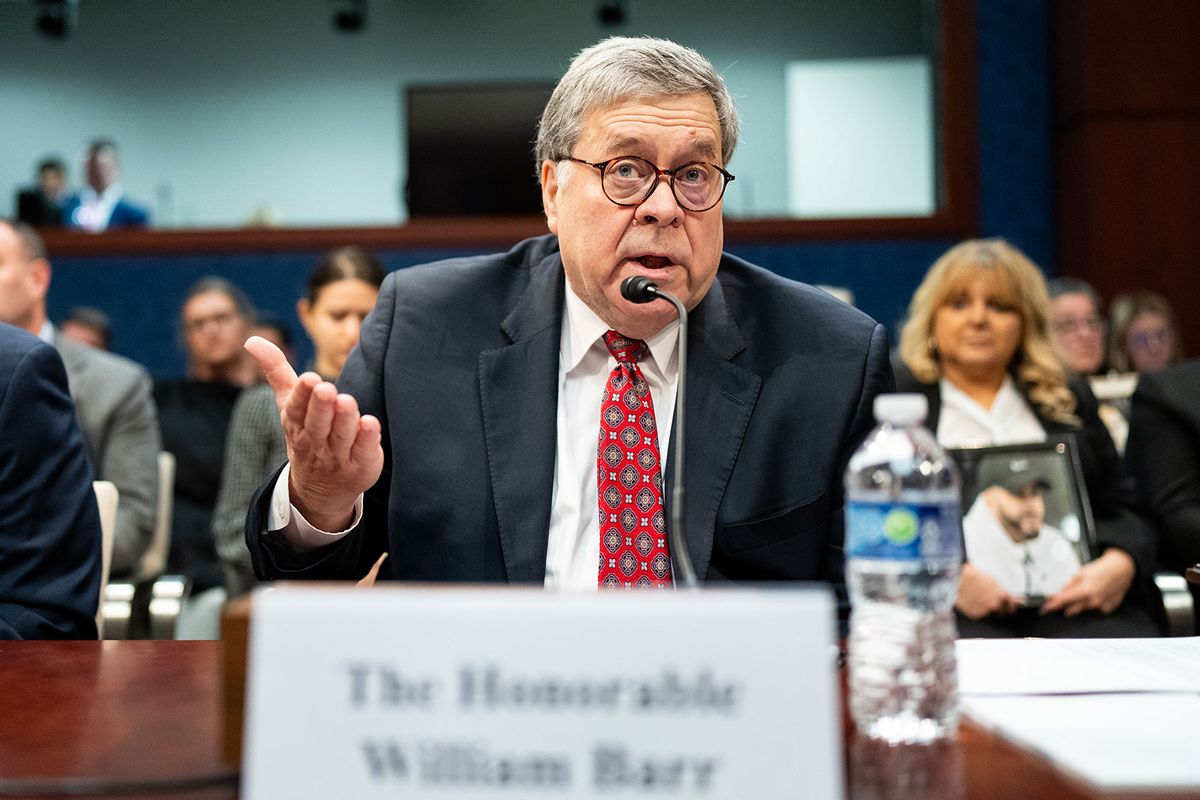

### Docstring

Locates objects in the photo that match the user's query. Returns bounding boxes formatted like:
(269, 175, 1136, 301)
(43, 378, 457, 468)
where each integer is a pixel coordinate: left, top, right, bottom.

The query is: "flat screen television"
(405, 82, 555, 216)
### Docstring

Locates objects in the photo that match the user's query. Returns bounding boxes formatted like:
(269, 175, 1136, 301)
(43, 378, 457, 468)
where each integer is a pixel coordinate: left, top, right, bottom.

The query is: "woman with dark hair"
(895, 238, 1158, 637)
(213, 247, 386, 596)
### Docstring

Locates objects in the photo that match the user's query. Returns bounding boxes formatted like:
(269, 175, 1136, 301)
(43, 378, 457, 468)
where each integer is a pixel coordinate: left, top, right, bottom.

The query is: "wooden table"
(0, 641, 236, 799)
(0, 639, 1194, 799)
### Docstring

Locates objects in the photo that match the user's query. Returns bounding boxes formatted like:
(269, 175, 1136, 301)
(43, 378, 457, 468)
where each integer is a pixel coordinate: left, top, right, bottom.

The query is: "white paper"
(962, 694, 1200, 789)
(956, 636, 1200, 695)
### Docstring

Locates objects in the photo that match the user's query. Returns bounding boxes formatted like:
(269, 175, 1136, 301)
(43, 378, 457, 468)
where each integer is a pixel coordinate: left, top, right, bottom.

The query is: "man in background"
(0, 321, 102, 638)
(15, 157, 67, 229)
(0, 218, 159, 580)
(62, 139, 150, 232)
(61, 306, 113, 351)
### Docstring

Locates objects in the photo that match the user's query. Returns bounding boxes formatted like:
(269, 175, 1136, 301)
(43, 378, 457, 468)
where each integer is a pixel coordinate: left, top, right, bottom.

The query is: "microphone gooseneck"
(618, 275, 698, 589)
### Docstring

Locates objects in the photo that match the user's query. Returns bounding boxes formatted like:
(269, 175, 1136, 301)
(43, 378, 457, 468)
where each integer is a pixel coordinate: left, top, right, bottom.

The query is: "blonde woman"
(895, 238, 1157, 637)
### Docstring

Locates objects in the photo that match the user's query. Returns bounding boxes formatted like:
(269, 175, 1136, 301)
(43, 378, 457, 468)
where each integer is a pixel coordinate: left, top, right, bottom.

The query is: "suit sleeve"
(1126, 372, 1200, 572)
(245, 274, 396, 581)
(0, 342, 101, 639)
(103, 366, 161, 577)
(1070, 379, 1156, 582)
(822, 322, 895, 618)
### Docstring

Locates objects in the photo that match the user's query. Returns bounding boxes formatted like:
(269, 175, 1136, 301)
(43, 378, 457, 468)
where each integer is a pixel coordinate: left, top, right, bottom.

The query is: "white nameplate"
(242, 585, 841, 799)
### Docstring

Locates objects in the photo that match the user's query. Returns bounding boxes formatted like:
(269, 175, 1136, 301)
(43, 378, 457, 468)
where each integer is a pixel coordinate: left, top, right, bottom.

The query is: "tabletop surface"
(0, 639, 1194, 800)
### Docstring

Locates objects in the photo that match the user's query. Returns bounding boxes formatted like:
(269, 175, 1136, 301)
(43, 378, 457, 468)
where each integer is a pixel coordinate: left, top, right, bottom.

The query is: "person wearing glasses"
(241, 37, 893, 600)
(1108, 290, 1182, 376)
(1046, 278, 1107, 377)
(154, 278, 257, 597)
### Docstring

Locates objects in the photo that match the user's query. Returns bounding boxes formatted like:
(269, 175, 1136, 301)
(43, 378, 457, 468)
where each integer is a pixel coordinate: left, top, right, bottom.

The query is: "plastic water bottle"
(845, 393, 961, 744)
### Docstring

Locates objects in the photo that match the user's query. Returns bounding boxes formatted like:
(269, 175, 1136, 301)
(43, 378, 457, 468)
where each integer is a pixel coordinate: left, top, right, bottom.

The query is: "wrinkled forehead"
(581, 94, 723, 161)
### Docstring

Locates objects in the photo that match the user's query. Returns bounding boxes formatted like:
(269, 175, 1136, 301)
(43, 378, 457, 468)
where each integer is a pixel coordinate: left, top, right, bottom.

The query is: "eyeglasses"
(562, 155, 734, 212)
(184, 311, 239, 333)
(1129, 328, 1171, 351)
(1051, 316, 1106, 336)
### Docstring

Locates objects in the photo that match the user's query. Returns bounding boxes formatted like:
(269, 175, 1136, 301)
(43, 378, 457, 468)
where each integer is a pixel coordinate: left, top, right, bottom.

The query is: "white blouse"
(936, 375, 1046, 448)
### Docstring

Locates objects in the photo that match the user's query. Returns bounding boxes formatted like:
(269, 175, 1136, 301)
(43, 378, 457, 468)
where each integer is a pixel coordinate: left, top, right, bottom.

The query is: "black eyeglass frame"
(561, 155, 735, 213)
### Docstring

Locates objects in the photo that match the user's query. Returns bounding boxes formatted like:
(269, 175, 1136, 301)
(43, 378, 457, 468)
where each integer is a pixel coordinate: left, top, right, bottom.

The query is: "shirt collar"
(561, 282, 679, 382)
(38, 320, 55, 346)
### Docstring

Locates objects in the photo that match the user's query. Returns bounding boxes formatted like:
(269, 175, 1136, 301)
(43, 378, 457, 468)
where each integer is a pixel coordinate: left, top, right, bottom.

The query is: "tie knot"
(603, 331, 648, 364)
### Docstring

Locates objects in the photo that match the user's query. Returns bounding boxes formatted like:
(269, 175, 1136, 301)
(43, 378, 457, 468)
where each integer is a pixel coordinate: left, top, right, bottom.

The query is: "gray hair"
(534, 36, 739, 177)
(1046, 276, 1101, 310)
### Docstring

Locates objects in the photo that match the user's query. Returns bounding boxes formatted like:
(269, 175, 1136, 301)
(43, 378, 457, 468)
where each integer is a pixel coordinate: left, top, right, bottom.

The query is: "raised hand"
(245, 336, 384, 532)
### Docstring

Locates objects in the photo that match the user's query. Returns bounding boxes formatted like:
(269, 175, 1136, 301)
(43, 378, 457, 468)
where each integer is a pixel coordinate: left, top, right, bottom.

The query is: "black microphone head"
(620, 275, 658, 304)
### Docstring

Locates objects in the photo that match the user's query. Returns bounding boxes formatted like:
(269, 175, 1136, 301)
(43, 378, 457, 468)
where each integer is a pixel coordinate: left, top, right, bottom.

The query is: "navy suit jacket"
(1127, 358, 1200, 573)
(0, 324, 102, 639)
(247, 236, 893, 597)
(62, 194, 150, 229)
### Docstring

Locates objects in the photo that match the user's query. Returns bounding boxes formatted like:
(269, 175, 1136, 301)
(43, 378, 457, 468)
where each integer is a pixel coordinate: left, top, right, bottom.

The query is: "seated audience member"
(895, 238, 1157, 637)
(61, 306, 112, 351)
(16, 157, 67, 229)
(0, 322, 102, 639)
(1047, 277, 1133, 450)
(214, 247, 385, 597)
(62, 138, 150, 232)
(0, 219, 160, 580)
(1046, 277, 1106, 376)
(1126, 358, 1200, 579)
(154, 278, 255, 594)
(241, 37, 894, 602)
(1108, 290, 1182, 375)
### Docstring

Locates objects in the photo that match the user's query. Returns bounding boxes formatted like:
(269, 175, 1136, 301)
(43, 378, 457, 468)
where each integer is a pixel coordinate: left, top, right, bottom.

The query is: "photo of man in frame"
(962, 454, 1086, 604)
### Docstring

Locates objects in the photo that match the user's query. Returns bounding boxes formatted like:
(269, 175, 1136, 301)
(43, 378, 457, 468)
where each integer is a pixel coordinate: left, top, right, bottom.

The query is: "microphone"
(618, 276, 699, 589)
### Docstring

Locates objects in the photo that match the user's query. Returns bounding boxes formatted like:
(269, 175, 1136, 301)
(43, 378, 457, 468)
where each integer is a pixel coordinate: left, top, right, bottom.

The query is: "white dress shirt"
(268, 285, 679, 590)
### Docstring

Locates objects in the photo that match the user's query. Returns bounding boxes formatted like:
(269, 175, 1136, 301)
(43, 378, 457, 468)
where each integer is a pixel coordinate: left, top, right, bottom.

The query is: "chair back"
(93, 480, 118, 637)
(136, 451, 175, 582)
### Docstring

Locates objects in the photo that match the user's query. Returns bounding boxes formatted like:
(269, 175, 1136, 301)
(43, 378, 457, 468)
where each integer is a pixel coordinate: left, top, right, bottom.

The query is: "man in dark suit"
(0, 219, 160, 580)
(15, 157, 67, 229)
(61, 139, 150, 231)
(0, 322, 102, 638)
(245, 37, 893, 597)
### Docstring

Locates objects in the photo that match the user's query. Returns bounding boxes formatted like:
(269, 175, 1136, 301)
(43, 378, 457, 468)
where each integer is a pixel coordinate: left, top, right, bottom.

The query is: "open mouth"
(634, 255, 673, 269)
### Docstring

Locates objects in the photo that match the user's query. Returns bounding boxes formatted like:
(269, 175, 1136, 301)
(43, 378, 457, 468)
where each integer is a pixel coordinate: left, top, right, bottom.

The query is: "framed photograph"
(948, 436, 1095, 606)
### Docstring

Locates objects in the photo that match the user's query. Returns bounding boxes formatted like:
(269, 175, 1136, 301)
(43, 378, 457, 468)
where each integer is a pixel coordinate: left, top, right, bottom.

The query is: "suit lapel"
(665, 278, 761, 580)
(478, 253, 564, 583)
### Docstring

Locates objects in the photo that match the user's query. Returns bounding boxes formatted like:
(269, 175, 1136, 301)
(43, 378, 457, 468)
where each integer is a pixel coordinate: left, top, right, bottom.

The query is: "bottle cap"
(874, 393, 928, 425)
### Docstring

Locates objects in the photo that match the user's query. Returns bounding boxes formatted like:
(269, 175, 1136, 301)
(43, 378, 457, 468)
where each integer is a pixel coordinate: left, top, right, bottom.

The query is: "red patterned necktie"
(597, 331, 672, 589)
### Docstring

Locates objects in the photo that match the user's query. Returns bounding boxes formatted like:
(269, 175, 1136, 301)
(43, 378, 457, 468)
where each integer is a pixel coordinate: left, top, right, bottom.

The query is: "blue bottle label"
(845, 500, 962, 560)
